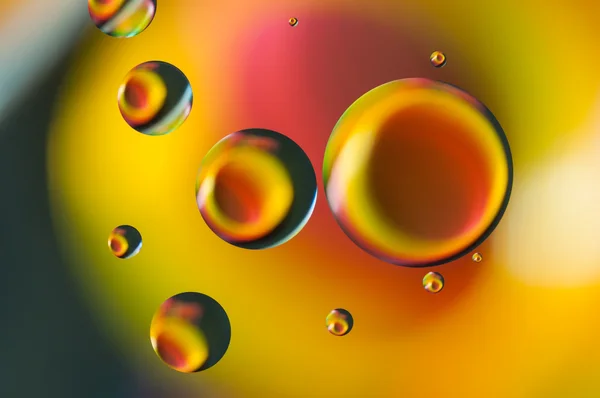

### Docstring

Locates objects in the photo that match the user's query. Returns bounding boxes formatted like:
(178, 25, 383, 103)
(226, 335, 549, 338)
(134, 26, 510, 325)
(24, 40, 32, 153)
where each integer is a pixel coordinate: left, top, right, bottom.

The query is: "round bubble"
(423, 271, 445, 293)
(326, 308, 354, 336)
(323, 78, 513, 267)
(196, 129, 317, 250)
(430, 51, 446, 68)
(118, 61, 192, 136)
(472, 252, 483, 263)
(289, 17, 299, 27)
(88, 0, 157, 38)
(150, 292, 231, 373)
(108, 225, 142, 259)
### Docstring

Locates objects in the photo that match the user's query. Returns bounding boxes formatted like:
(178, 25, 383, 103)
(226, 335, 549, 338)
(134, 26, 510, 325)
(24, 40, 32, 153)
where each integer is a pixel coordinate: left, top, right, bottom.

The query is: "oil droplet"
(472, 252, 483, 263)
(326, 308, 354, 336)
(150, 292, 231, 373)
(108, 225, 142, 259)
(196, 129, 317, 250)
(289, 17, 299, 27)
(423, 272, 444, 293)
(88, 0, 157, 38)
(430, 51, 446, 68)
(117, 61, 193, 136)
(323, 78, 513, 267)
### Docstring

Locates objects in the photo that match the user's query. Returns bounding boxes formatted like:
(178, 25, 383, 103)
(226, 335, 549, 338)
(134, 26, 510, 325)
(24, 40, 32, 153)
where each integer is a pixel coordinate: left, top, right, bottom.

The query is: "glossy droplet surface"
(118, 61, 192, 136)
(289, 17, 298, 27)
(150, 292, 231, 373)
(326, 308, 354, 336)
(323, 78, 513, 267)
(472, 252, 483, 263)
(108, 225, 142, 259)
(430, 51, 446, 68)
(88, 0, 157, 38)
(423, 271, 444, 293)
(196, 129, 317, 250)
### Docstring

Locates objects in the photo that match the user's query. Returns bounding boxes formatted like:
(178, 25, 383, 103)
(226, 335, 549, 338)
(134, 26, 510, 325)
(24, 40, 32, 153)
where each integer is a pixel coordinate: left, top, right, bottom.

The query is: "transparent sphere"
(108, 225, 142, 259)
(117, 61, 192, 136)
(423, 272, 445, 293)
(196, 129, 317, 249)
(323, 78, 513, 267)
(430, 51, 446, 68)
(326, 308, 354, 336)
(150, 292, 231, 373)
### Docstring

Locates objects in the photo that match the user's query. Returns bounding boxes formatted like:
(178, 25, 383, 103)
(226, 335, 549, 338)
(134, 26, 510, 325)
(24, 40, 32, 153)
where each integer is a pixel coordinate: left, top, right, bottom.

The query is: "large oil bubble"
(323, 78, 512, 267)
(88, 0, 157, 38)
(117, 61, 192, 136)
(150, 292, 231, 373)
(196, 129, 317, 250)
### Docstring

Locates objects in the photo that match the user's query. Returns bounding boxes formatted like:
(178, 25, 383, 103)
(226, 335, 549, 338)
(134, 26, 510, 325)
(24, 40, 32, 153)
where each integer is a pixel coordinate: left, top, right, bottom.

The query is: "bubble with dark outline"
(326, 308, 354, 336)
(117, 61, 193, 136)
(150, 292, 232, 373)
(323, 78, 513, 268)
(108, 224, 142, 259)
(195, 128, 317, 250)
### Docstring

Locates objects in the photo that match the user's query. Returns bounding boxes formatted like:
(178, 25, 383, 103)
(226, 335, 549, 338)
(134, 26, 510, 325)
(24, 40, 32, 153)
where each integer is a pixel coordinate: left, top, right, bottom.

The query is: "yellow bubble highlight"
(150, 316, 209, 373)
(118, 67, 167, 126)
(472, 252, 483, 263)
(88, 0, 126, 20)
(197, 142, 294, 242)
(430, 51, 446, 67)
(324, 79, 510, 265)
(325, 309, 353, 336)
(108, 228, 128, 257)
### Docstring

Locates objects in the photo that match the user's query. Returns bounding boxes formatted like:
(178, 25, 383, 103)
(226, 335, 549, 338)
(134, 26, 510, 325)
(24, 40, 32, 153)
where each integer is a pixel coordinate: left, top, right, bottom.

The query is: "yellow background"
(46, 0, 600, 397)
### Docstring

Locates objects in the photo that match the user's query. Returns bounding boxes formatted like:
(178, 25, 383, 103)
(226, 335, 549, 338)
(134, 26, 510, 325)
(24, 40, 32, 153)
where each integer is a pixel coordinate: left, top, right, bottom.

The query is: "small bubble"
(423, 272, 444, 293)
(88, 0, 157, 38)
(108, 225, 142, 259)
(289, 17, 299, 27)
(430, 51, 446, 68)
(326, 308, 353, 336)
(150, 292, 231, 373)
(118, 61, 193, 136)
(472, 252, 483, 263)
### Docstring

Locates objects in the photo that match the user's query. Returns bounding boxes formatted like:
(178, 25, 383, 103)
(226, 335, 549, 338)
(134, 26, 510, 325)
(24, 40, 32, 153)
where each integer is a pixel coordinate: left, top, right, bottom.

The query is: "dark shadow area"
(0, 51, 144, 398)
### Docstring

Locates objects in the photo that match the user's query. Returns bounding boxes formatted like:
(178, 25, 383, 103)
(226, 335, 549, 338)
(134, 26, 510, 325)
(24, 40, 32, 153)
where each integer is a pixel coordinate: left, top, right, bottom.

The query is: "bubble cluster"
(108, 225, 142, 259)
(196, 129, 317, 250)
(289, 17, 299, 27)
(150, 292, 231, 373)
(423, 271, 445, 293)
(326, 308, 354, 336)
(472, 252, 483, 263)
(323, 78, 513, 267)
(118, 61, 192, 136)
(88, 0, 157, 38)
(430, 51, 446, 68)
